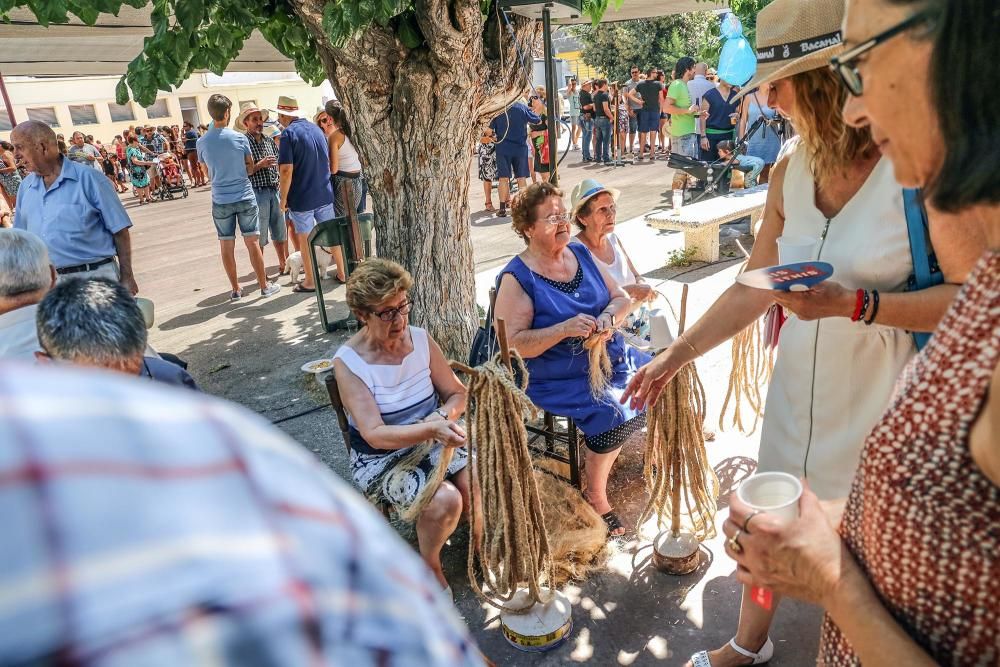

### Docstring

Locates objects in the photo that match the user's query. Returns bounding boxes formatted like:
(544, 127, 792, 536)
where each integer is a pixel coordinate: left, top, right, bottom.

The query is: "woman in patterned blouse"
(724, 1, 999, 665)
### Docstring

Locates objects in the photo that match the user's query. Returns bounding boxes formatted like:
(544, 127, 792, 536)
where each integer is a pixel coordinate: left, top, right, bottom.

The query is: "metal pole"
(0, 71, 16, 129)
(542, 5, 558, 186)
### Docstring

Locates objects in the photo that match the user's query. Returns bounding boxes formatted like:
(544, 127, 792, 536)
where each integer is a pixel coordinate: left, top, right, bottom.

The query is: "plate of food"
(301, 358, 335, 374)
(735, 261, 834, 292)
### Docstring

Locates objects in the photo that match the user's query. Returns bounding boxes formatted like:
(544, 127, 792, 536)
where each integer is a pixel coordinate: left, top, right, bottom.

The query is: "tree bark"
(293, 0, 539, 360)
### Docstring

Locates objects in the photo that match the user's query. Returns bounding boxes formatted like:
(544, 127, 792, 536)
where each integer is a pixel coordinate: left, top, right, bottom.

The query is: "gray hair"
(0, 229, 51, 298)
(36, 278, 147, 364)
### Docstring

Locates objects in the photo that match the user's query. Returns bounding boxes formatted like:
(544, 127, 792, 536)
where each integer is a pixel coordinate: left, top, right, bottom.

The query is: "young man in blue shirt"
(197, 94, 280, 301)
(275, 95, 335, 293)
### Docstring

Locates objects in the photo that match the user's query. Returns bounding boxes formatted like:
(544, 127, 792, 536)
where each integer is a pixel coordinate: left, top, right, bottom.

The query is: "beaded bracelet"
(865, 289, 880, 325)
(855, 290, 870, 323)
(851, 289, 865, 322)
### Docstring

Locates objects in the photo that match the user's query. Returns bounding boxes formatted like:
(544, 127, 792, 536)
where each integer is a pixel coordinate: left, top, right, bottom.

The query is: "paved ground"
(133, 146, 821, 666)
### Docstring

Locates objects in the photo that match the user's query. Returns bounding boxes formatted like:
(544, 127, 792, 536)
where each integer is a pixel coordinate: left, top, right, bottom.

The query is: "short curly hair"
(511, 182, 563, 242)
(346, 258, 413, 317)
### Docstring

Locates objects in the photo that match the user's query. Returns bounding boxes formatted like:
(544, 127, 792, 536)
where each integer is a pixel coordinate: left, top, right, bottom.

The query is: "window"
(178, 96, 201, 126)
(0, 109, 11, 132)
(108, 102, 135, 122)
(145, 99, 170, 119)
(26, 107, 58, 126)
(68, 104, 98, 125)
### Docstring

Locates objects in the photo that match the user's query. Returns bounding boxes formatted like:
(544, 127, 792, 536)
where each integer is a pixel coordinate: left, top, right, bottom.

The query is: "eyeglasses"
(372, 301, 412, 322)
(542, 213, 570, 225)
(830, 11, 929, 97)
(319, 117, 331, 125)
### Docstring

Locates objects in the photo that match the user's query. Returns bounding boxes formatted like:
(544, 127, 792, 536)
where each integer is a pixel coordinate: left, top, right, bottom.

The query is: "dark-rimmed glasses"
(372, 301, 412, 322)
(830, 11, 930, 96)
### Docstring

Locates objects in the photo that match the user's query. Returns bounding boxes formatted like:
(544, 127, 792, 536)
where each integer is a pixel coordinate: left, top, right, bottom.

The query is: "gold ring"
(742, 510, 761, 534)
(727, 528, 744, 555)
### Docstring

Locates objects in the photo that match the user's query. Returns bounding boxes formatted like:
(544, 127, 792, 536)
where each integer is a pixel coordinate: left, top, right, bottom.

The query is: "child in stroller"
(152, 152, 190, 200)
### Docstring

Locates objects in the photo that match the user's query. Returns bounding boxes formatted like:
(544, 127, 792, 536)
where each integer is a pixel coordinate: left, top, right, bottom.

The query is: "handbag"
(903, 188, 943, 351)
(468, 287, 498, 367)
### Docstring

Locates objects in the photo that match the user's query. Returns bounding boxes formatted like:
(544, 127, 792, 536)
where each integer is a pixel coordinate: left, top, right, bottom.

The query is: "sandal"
(292, 284, 316, 293)
(600, 510, 627, 538)
(690, 637, 774, 667)
(485, 202, 496, 212)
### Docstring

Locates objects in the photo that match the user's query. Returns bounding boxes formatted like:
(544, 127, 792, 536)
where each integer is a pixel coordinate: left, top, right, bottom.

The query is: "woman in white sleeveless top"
(621, 40, 982, 667)
(333, 259, 473, 593)
(569, 178, 654, 304)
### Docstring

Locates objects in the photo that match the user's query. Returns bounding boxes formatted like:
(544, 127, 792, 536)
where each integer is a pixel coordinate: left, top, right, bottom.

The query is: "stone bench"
(645, 185, 769, 262)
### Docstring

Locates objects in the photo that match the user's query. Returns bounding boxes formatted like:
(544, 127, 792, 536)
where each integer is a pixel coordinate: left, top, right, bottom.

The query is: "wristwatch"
(434, 408, 449, 420)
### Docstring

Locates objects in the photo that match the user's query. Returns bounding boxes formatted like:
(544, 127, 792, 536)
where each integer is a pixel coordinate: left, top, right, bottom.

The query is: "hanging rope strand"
(452, 352, 555, 612)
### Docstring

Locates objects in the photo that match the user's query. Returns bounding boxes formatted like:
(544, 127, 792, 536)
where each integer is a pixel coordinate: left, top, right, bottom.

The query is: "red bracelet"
(851, 289, 865, 322)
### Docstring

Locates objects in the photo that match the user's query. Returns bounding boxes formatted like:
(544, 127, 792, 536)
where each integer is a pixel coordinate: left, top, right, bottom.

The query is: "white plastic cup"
(672, 189, 684, 213)
(736, 471, 803, 524)
(776, 235, 818, 265)
(647, 309, 675, 350)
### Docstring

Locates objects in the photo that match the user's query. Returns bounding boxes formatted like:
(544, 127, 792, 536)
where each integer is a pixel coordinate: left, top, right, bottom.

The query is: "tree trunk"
(293, 0, 538, 360)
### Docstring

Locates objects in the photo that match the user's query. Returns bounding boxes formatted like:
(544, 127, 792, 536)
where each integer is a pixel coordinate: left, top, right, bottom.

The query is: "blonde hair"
(790, 68, 876, 184)
(345, 258, 413, 316)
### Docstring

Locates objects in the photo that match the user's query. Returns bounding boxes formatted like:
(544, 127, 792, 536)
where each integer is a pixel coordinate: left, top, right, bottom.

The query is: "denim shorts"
(495, 144, 530, 179)
(671, 133, 700, 159)
(253, 187, 286, 246)
(212, 199, 260, 240)
(288, 202, 335, 235)
(627, 114, 638, 133)
(638, 110, 660, 134)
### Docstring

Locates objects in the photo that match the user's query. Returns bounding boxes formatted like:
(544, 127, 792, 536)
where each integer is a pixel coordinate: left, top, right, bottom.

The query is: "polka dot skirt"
(819, 250, 1000, 666)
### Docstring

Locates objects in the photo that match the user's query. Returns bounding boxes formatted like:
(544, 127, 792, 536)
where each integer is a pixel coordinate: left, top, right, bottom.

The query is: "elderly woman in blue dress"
(333, 258, 473, 592)
(494, 182, 650, 537)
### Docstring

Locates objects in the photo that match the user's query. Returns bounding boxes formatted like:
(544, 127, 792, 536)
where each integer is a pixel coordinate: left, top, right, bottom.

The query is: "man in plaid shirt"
(0, 362, 484, 666)
(239, 103, 289, 275)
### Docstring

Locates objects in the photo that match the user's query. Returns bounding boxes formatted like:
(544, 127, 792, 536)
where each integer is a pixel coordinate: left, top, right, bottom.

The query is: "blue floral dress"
(499, 244, 649, 453)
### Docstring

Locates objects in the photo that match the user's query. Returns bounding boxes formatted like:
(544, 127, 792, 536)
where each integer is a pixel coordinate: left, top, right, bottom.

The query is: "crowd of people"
(0, 0, 997, 663)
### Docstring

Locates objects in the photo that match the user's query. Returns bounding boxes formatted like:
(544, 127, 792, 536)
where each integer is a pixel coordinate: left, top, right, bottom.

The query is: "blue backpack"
(903, 188, 943, 351)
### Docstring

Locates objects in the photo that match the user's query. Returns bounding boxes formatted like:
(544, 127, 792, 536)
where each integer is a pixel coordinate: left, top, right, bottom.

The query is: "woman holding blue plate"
(622, 0, 984, 664)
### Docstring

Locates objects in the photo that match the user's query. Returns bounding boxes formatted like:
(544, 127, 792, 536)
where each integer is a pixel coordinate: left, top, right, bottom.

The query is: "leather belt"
(56, 257, 115, 275)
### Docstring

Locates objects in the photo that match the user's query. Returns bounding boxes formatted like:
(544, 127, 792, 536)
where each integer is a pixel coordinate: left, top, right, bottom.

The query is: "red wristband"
(851, 289, 865, 322)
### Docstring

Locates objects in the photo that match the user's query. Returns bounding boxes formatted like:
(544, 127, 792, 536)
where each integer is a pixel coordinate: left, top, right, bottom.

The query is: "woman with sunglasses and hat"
(332, 258, 475, 596)
(493, 182, 651, 538)
(622, 0, 983, 664)
(724, 0, 999, 664)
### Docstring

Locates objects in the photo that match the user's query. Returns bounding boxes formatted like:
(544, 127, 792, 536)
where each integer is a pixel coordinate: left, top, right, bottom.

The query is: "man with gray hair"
(35, 277, 198, 389)
(11, 120, 139, 295)
(0, 228, 55, 360)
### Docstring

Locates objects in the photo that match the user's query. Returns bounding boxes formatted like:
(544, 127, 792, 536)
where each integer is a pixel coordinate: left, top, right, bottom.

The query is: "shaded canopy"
(0, 1, 726, 76)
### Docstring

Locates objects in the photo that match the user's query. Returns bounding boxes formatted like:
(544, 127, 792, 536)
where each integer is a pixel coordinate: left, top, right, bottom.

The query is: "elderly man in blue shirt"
(10, 120, 138, 295)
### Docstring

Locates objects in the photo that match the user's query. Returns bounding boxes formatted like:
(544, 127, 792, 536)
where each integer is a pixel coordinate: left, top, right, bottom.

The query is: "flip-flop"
(292, 284, 316, 293)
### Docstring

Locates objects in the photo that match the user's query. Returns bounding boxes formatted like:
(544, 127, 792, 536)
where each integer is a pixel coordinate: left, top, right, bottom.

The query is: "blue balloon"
(717, 13, 757, 87)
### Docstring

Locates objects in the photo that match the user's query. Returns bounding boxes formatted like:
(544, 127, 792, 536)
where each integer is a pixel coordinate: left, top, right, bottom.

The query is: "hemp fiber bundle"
(584, 334, 613, 399)
(453, 352, 556, 612)
(379, 441, 455, 523)
(718, 317, 774, 435)
(533, 458, 609, 585)
(637, 362, 719, 539)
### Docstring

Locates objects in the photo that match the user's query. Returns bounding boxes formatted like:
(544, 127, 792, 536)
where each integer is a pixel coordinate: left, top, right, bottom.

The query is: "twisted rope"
(452, 351, 556, 612)
(637, 361, 719, 539)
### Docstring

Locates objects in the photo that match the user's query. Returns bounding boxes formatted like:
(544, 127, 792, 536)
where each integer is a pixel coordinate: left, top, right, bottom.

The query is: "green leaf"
(397, 10, 422, 48)
(174, 0, 204, 32)
(115, 76, 129, 105)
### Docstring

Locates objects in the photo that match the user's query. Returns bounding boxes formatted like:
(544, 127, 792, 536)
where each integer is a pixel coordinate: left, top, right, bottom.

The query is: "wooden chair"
(323, 370, 392, 518)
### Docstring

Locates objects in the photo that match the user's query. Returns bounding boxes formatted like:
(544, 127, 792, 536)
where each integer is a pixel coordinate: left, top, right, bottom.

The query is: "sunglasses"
(372, 301, 412, 322)
(319, 117, 331, 124)
(830, 11, 929, 97)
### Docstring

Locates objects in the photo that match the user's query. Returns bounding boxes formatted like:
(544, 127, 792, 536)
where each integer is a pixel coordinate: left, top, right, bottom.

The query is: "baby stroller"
(666, 152, 752, 203)
(152, 153, 189, 201)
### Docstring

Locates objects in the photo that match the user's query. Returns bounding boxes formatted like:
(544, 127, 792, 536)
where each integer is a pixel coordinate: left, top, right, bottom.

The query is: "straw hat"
(570, 178, 621, 219)
(233, 102, 271, 132)
(274, 95, 308, 119)
(733, 0, 846, 101)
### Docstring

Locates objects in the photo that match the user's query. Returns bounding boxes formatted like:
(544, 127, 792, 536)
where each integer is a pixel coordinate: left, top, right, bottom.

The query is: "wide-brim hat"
(733, 0, 846, 102)
(233, 102, 271, 132)
(570, 178, 621, 219)
(275, 95, 308, 119)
